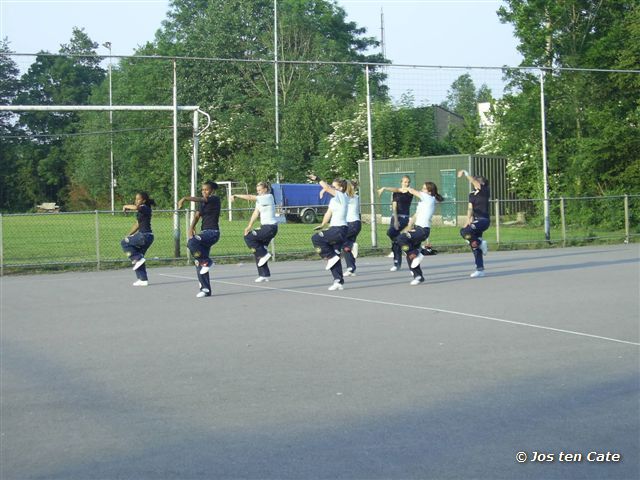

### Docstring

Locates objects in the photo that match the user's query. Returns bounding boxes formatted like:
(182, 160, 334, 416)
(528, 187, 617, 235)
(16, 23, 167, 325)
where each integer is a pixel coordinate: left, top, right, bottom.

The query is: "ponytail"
(137, 191, 156, 206)
(424, 182, 444, 202)
(257, 181, 271, 193)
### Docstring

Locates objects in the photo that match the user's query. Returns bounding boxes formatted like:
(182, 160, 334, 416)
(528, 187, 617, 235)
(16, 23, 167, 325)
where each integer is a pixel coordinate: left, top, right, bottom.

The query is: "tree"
(0, 39, 25, 211)
(441, 74, 493, 154)
(69, 0, 388, 205)
(495, 1, 640, 198)
(15, 28, 104, 207)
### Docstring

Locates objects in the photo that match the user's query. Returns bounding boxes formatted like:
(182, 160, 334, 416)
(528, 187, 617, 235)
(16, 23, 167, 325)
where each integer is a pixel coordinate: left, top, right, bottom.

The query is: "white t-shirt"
(329, 190, 348, 227)
(415, 192, 436, 228)
(346, 194, 360, 222)
(256, 194, 277, 225)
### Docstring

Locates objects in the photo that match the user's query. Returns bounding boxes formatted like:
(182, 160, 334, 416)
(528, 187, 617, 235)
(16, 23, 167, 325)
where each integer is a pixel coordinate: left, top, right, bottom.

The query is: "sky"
(0, 0, 523, 103)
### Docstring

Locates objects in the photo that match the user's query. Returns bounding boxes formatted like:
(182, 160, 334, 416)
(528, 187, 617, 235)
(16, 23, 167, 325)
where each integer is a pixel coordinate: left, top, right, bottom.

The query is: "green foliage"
(11, 28, 105, 209)
(441, 74, 493, 154)
(0, 39, 25, 211)
(493, 1, 640, 199)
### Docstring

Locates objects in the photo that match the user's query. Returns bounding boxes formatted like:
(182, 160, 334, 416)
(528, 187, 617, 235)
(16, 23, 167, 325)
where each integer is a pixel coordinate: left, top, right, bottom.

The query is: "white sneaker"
(410, 253, 424, 269)
(352, 243, 359, 259)
(199, 262, 210, 275)
(132, 279, 148, 286)
(196, 288, 211, 298)
(344, 269, 356, 277)
(257, 252, 271, 267)
(132, 258, 146, 270)
(480, 240, 488, 256)
(387, 252, 394, 258)
(325, 255, 341, 270)
(389, 265, 399, 272)
(410, 277, 424, 286)
(470, 270, 486, 278)
(254, 276, 269, 283)
(328, 281, 344, 291)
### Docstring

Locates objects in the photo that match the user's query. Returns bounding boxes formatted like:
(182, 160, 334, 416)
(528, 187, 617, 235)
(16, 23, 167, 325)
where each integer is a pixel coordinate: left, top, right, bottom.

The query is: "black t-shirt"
(136, 204, 152, 233)
(392, 191, 413, 216)
(199, 195, 221, 230)
(469, 183, 490, 219)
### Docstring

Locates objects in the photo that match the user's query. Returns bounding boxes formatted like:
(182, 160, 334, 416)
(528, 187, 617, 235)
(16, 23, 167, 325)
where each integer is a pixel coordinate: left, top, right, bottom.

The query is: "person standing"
(178, 181, 221, 298)
(343, 180, 361, 276)
(396, 182, 443, 285)
(308, 174, 349, 291)
(231, 181, 278, 283)
(121, 191, 155, 286)
(377, 175, 414, 272)
(458, 170, 490, 277)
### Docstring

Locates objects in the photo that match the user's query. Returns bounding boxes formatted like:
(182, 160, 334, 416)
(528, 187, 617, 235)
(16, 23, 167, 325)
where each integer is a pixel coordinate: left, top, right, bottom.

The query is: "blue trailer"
(271, 183, 331, 223)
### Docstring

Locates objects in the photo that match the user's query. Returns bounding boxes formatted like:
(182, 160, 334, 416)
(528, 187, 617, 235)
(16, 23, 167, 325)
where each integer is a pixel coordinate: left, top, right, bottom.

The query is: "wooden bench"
(36, 202, 60, 213)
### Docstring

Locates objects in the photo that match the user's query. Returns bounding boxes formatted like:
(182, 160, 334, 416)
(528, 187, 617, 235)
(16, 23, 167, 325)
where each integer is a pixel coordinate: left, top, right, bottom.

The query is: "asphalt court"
(1, 244, 639, 479)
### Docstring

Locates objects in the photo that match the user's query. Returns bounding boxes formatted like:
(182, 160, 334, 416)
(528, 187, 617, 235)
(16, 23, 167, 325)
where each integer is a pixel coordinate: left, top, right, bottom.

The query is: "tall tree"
(442, 74, 493, 154)
(494, 0, 640, 198)
(15, 28, 104, 207)
(70, 0, 388, 205)
(0, 39, 24, 211)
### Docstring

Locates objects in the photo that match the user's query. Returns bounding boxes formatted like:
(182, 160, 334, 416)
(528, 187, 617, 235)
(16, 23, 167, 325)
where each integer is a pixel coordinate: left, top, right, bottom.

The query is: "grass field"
(1, 209, 634, 271)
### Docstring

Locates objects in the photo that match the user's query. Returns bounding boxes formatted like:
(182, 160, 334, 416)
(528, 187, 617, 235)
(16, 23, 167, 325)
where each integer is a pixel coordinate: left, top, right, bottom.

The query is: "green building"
(357, 154, 508, 226)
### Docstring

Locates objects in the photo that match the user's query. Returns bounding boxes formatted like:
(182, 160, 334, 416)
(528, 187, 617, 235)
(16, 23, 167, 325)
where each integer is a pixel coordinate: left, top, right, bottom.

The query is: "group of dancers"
(120, 170, 491, 296)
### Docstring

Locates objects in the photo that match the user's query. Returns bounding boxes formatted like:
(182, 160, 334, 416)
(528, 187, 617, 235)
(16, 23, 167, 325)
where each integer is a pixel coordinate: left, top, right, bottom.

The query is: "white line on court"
(159, 273, 640, 347)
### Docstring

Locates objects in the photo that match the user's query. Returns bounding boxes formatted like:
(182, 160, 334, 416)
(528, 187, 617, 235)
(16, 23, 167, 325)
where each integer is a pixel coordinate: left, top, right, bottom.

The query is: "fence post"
(95, 210, 101, 270)
(560, 197, 566, 247)
(184, 209, 192, 264)
(494, 199, 500, 245)
(270, 237, 276, 262)
(624, 194, 629, 244)
(0, 213, 3, 277)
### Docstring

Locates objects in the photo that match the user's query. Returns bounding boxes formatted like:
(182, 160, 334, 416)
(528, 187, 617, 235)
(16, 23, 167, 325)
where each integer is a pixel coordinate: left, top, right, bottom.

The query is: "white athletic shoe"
(389, 265, 399, 272)
(480, 240, 488, 256)
(410, 253, 424, 269)
(328, 280, 344, 291)
(199, 262, 210, 275)
(132, 257, 146, 270)
(325, 255, 341, 270)
(344, 268, 356, 277)
(410, 277, 424, 286)
(352, 242, 359, 259)
(254, 276, 270, 283)
(132, 279, 148, 287)
(387, 252, 395, 258)
(470, 270, 486, 278)
(257, 252, 271, 267)
(196, 288, 211, 298)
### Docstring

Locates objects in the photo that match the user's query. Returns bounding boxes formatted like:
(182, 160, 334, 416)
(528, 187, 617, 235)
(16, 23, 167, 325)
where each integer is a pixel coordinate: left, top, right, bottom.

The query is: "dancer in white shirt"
(307, 174, 349, 291)
(232, 181, 278, 282)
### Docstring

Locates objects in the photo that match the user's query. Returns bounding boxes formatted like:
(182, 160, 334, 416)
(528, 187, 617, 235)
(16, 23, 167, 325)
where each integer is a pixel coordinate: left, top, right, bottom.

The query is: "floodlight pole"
(103, 41, 115, 213)
(365, 65, 377, 247)
(539, 71, 550, 241)
(173, 59, 180, 257)
(274, 0, 280, 149)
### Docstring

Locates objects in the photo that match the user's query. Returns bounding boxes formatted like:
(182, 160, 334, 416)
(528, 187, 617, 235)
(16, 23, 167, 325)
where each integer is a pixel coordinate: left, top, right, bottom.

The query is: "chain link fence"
(1, 194, 637, 275)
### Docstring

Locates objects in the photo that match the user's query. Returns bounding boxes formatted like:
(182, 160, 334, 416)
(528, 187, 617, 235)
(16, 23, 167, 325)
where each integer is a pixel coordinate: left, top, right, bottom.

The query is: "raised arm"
(377, 186, 406, 196)
(178, 195, 205, 209)
(307, 174, 337, 197)
(232, 194, 258, 202)
(122, 203, 138, 212)
(404, 186, 423, 199)
(457, 170, 482, 190)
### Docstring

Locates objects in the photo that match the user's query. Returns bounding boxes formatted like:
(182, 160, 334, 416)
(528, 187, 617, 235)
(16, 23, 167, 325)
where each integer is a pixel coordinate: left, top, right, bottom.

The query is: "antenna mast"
(380, 7, 386, 58)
